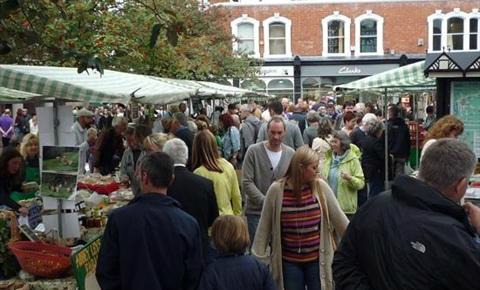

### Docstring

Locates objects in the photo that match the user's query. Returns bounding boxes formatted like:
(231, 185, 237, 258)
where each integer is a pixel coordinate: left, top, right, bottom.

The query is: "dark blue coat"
(197, 254, 276, 290)
(96, 193, 203, 290)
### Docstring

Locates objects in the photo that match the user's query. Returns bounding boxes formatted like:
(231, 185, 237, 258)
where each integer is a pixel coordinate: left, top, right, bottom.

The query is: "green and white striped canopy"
(336, 61, 436, 90)
(0, 87, 41, 103)
(0, 65, 198, 104)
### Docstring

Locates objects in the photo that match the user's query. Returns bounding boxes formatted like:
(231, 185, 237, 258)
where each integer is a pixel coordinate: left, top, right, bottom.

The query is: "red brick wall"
(210, 0, 479, 56)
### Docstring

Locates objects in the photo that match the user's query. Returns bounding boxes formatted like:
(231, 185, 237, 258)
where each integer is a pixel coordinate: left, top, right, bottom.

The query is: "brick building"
(208, 0, 479, 101)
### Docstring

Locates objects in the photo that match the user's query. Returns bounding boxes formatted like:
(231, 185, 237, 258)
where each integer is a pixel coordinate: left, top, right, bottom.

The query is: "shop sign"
(260, 66, 294, 77)
(72, 236, 102, 290)
(338, 66, 362, 74)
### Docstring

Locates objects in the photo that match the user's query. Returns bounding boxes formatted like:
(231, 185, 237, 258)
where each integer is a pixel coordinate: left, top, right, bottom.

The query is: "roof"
(424, 51, 480, 76)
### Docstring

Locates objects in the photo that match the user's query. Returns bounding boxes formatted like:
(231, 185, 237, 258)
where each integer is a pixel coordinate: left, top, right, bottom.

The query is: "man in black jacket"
(164, 138, 219, 263)
(387, 105, 410, 178)
(333, 139, 480, 290)
(96, 152, 203, 290)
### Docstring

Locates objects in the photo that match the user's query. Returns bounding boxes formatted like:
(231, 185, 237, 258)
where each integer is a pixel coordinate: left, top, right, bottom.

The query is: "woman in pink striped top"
(253, 146, 349, 290)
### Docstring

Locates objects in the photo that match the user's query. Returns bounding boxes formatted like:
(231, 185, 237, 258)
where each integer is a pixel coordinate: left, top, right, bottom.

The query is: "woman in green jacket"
(321, 130, 365, 217)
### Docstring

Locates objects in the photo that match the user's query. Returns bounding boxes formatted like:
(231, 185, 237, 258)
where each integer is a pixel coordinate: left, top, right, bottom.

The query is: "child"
(198, 215, 276, 290)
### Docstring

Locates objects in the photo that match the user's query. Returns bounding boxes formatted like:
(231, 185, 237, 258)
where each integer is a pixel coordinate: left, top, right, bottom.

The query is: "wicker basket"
(0, 210, 21, 242)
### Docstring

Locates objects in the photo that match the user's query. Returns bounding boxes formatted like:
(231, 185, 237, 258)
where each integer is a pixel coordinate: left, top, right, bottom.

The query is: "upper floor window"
(322, 12, 351, 56)
(433, 19, 443, 51)
(263, 14, 292, 58)
(231, 15, 260, 57)
(470, 17, 479, 50)
(447, 17, 464, 50)
(354, 11, 384, 56)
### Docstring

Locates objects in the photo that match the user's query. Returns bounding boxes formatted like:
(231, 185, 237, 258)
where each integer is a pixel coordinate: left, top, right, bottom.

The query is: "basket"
(0, 210, 21, 242)
(8, 241, 72, 278)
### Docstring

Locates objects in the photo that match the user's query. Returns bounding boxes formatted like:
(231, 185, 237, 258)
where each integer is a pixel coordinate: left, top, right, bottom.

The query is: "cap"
(76, 108, 94, 117)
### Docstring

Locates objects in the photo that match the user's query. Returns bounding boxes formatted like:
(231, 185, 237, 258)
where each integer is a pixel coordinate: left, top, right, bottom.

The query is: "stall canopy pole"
(384, 88, 390, 190)
(414, 93, 420, 169)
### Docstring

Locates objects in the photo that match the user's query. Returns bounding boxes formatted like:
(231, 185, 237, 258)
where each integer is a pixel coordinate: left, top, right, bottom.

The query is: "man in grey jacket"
(242, 116, 295, 241)
(239, 104, 261, 160)
(256, 101, 304, 150)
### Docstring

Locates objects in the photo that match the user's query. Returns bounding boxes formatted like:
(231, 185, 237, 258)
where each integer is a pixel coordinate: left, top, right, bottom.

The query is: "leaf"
(166, 25, 178, 46)
(149, 23, 161, 49)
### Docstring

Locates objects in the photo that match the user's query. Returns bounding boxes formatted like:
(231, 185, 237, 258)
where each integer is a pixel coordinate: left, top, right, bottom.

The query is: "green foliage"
(0, 0, 257, 81)
(0, 219, 17, 277)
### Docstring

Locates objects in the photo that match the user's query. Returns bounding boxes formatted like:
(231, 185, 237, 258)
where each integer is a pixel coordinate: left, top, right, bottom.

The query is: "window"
(471, 18, 478, 50)
(302, 78, 321, 98)
(231, 15, 260, 57)
(433, 19, 443, 51)
(322, 12, 351, 56)
(263, 14, 292, 57)
(447, 17, 464, 50)
(267, 79, 293, 99)
(241, 79, 266, 93)
(269, 23, 286, 55)
(354, 11, 384, 56)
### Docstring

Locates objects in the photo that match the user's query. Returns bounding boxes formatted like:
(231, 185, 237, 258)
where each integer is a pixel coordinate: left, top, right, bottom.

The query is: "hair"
(228, 103, 238, 111)
(365, 102, 375, 113)
(367, 118, 384, 137)
(306, 111, 320, 123)
(388, 105, 400, 118)
(361, 113, 377, 127)
(267, 115, 286, 131)
(219, 113, 234, 128)
(332, 130, 351, 152)
(317, 117, 333, 139)
(284, 146, 320, 197)
(355, 112, 364, 125)
(19, 133, 39, 159)
(112, 116, 128, 127)
(15, 108, 23, 123)
(196, 115, 210, 126)
(426, 105, 434, 114)
(354, 102, 366, 113)
(192, 130, 223, 173)
(143, 133, 170, 152)
(173, 112, 188, 126)
(163, 138, 188, 165)
(343, 100, 354, 109)
(268, 101, 284, 115)
(87, 127, 98, 138)
(419, 138, 476, 192)
(424, 115, 464, 144)
(0, 149, 24, 185)
(138, 152, 174, 188)
(211, 215, 250, 254)
(134, 124, 152, 146)
(343, 111, 356, 123)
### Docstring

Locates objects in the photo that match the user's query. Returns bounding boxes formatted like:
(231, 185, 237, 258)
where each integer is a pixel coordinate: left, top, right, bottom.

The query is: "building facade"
(209, 0, 479, 101)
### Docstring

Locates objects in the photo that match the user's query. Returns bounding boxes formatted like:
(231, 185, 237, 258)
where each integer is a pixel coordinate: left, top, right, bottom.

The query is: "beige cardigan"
(252, 178, 349, 290)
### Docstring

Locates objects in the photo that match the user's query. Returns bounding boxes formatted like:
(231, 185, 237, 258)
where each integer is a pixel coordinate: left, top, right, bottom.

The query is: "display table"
(0, 277, 76, 290)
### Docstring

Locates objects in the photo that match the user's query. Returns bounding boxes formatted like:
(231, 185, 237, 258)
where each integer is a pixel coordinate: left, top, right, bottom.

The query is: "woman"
(192, 130, 242, 216)
(198, 215, 276, 290)
(143, 133, 170, 153)
(341, 111, 356, 136)
(321, 131, 365, 217)
(253, 146, 348, 290)
(422, 115, 464, 161)
(312, 117, 333, 168)
(219, 113, 240, 167)
(14, 108, 28, 142)
(20, 133, 40, 183)
(360, 119, 386, 197)
(0, 149, 28, 216)
(29, 114, 38, 135)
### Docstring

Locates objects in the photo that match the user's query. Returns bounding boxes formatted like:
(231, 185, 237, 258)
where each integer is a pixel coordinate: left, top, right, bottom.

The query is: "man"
(424, 105, 436, 130)
(94, 117, 127, 175)
(179, 102, 187, 114)
(0, 109, 14, 147)
(243, 116, 295, 240)
(239, 104, 261, 159)
(256, 101, 304, 150)
(96, 152, 203, 290)
(164, 138, 219, 263)
(72, 108, 94, 146)
(228, 103, 241, 128)
(387, 105, 411, 178)
(350, 113, 377, 149)
(334, 100, 355, 130)
(289, 105, 307, 134)
(170, 112, 194, 167)
(79, 127, 97, 174)
(302, 111, 320, 147)
(333, 139, 480, 290)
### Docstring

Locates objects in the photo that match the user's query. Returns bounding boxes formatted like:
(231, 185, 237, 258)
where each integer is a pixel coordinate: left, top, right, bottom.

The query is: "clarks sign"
(338, 66, 362, 74)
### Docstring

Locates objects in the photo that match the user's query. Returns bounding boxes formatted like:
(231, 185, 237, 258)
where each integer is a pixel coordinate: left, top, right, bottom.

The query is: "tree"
(0, 0, 256, 82)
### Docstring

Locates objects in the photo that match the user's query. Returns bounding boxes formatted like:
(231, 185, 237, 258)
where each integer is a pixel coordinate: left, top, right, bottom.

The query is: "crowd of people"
(0, 96, 479, 290)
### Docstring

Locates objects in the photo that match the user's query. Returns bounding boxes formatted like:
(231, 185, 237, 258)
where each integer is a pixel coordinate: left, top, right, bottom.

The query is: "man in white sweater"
(242, 116, 295, 242)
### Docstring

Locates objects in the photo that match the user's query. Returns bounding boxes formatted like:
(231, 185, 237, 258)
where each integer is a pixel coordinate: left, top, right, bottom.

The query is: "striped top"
(281, 186, 321, 263)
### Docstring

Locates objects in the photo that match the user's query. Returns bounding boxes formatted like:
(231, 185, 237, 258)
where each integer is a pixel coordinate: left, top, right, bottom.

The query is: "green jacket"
(321, 144, 365, 214)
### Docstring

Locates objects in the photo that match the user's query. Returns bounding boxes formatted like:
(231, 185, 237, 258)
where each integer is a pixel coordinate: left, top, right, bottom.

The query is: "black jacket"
(361, 134, 386, 180)
(96, 193, 203, 290)
(168, 166, 219, 262)
(333, 175, 480, 290)
(197, 254, 276, 290)
(0, 175, 22, 211)
(387, 117, 410, 158)
(350, 127, 367, 149)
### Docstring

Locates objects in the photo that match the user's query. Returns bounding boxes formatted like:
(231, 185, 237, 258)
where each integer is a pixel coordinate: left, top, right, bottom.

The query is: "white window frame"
(427, 11, 444, 52)
(354, 11, 384, 56)
(468, 9, 480, 51)
(445, 9, 469, 51)
(263, 13, 292, 58)
(231, 14, 260, 58)
(322, 12, 351, 57)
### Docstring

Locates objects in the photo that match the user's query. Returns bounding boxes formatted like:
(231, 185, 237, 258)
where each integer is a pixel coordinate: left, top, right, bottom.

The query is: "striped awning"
(336, 61, 436, 90)
(0, 65, 198, 104)
(0, 87, 41, 103)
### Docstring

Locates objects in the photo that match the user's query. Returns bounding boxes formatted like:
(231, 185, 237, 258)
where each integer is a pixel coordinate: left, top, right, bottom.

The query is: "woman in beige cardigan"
(252, 146, 349, 290)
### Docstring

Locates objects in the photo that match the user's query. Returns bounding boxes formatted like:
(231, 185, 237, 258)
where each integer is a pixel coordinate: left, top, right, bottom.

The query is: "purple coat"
(0, 115, 13, 139)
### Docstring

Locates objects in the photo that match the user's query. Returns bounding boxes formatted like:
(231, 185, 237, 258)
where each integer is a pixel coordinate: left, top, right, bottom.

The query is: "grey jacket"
(257, 119, 304, 150)
(241, 142, 295, 215)
(119, 147, 146, 196)
(303, 124, 319, 147)
(240, 116, 261, 158)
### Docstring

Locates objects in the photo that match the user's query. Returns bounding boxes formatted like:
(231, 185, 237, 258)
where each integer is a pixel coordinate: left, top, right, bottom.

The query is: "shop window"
(267, 79, 293, 99)
(231, 15, 260, 57)
(354, 11, 383, 56)
(263, 14, 292, 58)
(302, 78, 321, 98)
(241, 79, 266, 93)
(322, 12, 351, 56)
